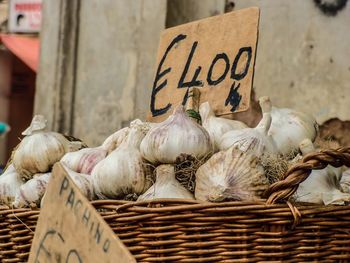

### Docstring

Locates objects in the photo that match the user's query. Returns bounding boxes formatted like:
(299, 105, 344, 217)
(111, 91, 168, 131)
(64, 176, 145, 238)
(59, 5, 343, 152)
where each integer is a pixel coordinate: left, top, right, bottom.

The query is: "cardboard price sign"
(28, 163, 135, 263)
(148, 7, 260, 122)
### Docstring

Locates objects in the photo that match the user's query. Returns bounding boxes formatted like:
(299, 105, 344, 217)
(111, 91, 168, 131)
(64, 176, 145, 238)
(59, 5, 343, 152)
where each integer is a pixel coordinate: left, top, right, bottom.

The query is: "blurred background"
(0, 0, 349, 166)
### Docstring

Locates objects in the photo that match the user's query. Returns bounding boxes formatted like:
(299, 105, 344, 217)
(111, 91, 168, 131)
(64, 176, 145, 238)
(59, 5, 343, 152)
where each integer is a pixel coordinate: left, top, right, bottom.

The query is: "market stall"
(0, 7, 350, 263)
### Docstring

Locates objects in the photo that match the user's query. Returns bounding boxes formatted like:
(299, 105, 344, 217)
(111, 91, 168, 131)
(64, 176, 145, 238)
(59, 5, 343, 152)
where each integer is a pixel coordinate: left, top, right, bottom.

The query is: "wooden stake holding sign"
(28, 163, 136, 263)
(148, 7, 260, 122)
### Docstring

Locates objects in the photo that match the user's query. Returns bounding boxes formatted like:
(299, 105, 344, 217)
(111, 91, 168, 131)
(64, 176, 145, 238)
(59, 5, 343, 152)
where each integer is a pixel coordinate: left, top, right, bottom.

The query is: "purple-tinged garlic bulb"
(140, 105, 212, 164)
(219, 97, 276, 157)
(195, 148, 268, 202)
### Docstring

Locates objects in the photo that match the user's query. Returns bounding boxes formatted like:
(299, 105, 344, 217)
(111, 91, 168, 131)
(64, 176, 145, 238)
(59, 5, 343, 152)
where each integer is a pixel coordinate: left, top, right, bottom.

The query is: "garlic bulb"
(218, 97, 276, 157)
(101, 119, 153, 154)
(140, 105, 212, 164)
(101, 127, 130, 154)
(341, 169, 350, 193)
(0, 165, 24, 205)
(13, 172, 51, 208)
(13, 115, 83, 180)
(64, 166, 95, 200)
(138, 165, 194, 201)
(294, 139, 349, 205)
(92, 126, 150, 199)
(268, 106, 318, 155)
(200, 102, 247, 151)
(60, 147, 107, 174)
(195, 147, 268, 202)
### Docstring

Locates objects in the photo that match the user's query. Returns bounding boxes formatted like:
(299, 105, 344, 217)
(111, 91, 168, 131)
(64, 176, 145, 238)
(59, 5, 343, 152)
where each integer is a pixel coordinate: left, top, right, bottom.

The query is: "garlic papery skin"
(195, 147, 268, 202)
(13, 172, 51, 208)
(92, 126, 150, 199)
(218, 97, 276, 157)
(340, 169, 350, 193)
(294, 139, 349, 205)
(295, 168, 350, 205)
(268, 106, 318, 155)
(138, 165, 194, 201)
(60, 147, 107, 174)
(0, 165, 24, 205)
(140, 105, 212, 164)
(13, 115, 83, 180)
(101, 127, 130, 154)
(22, 115, 47, 135)
(64, 166, 95, 200)
(101, 119, 153, 154)
(200, 102, 247, 151)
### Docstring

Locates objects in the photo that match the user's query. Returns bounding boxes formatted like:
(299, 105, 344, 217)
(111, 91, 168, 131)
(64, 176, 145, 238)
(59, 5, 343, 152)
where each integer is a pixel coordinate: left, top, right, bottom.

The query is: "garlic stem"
(199, 101, 214, 121)
(185, 87, 201, 112)
(255, 96, 272, 135)
(155, 165, 174, 183)
(22, 115, 47, 136)
(125, 126, 145, 149)
(299, 138, 315, 155)
(137, 164, 194, 201)
(185, 88, 201, 124)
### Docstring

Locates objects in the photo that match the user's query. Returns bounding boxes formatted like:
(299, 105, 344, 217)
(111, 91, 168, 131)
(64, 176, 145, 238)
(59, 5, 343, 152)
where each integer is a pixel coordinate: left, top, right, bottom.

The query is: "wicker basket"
(1, 148, 350, 262)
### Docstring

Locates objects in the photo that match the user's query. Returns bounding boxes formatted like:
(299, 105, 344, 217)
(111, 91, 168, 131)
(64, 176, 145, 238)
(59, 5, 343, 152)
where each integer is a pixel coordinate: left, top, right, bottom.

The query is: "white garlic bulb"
(0, 165, 24, 205)
(200, 102, 247, 151)
(13, 172, 51, 208)
(218, 97, 276, 157)
(101, 119, 153, 154)
(13, 115, 83, 180)
(101, 127, 130, 154)
(60, 147, 107, 174)
(195, 147, 268, 202)
(340, 169, 350, 193)
(138, 165, 194, 201)
(92, 126, 150, 199)
(140, 105, 212, 164)
(268, 106, 318, 155)
(294, 139, 349, 205)
(64, 166, 95, 200)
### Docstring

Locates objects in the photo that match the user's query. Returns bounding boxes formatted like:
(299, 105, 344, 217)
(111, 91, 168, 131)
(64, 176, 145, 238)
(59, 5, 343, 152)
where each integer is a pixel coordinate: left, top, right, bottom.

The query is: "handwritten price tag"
(148, 7, 260, 122)
(28, 163, 135, 263)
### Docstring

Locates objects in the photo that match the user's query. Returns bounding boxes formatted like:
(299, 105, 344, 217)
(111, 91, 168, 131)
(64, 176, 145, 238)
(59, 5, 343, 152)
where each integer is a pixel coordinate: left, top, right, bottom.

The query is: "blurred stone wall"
(166, 0, 226, 27)
(35, 0, 226, 146)
(72, 1, 167, 145)
(233, 0, 350, 124)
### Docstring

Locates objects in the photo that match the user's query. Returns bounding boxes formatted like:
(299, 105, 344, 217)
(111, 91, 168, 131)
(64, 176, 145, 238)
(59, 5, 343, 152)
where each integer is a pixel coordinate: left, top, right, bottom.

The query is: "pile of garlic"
(0, 115, 90, 208)
(2, 93, 348, 208)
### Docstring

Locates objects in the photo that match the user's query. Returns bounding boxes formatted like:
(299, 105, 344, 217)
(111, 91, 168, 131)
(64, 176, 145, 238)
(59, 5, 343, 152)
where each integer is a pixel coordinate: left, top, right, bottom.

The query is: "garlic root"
(195, 147, 268, 202)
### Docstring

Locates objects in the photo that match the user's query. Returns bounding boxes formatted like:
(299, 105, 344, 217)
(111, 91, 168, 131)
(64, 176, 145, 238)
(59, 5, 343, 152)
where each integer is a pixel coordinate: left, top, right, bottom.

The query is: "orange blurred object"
(0, 34, 39, 72)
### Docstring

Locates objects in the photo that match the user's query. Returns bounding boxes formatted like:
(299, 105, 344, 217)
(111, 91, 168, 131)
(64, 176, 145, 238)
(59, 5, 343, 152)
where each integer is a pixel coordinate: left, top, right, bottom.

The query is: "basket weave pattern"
(1, 148, 350, 262)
